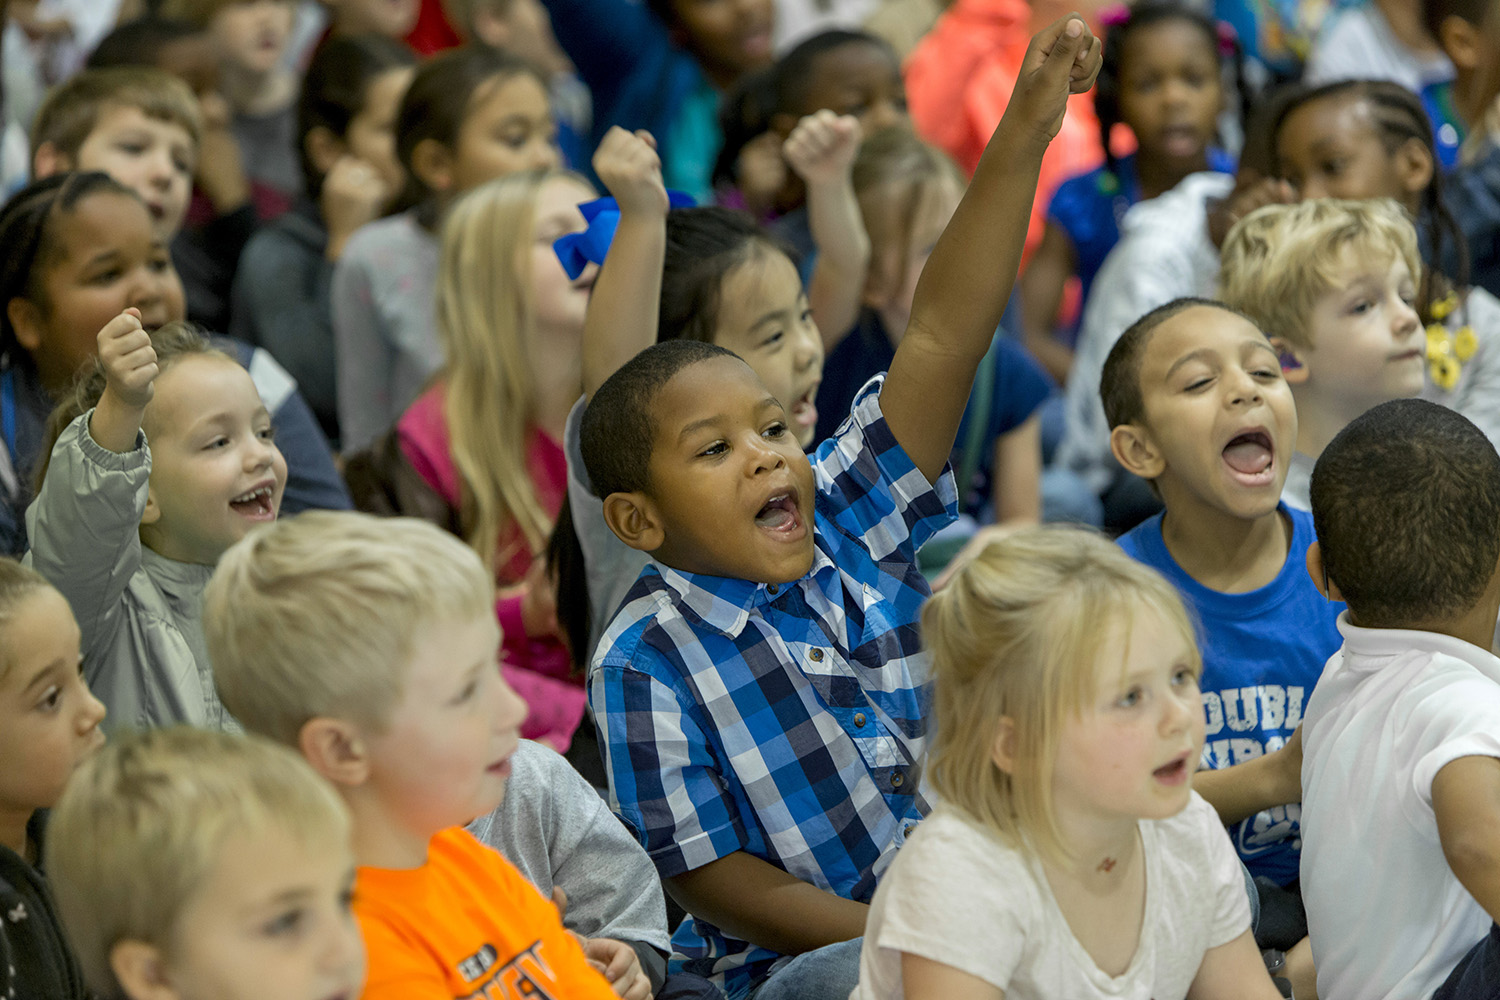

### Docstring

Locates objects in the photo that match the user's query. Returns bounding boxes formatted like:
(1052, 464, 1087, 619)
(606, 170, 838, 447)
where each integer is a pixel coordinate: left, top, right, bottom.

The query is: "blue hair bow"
(553, 191, 696, 280)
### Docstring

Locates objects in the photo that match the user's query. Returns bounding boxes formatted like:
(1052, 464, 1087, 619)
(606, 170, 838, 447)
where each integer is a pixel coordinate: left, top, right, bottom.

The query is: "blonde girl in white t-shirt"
(852, 528, 1283, 1000)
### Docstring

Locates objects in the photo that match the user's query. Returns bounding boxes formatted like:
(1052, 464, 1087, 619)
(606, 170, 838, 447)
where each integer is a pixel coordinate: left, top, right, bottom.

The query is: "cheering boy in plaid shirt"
(580, 19, 1102, 1000)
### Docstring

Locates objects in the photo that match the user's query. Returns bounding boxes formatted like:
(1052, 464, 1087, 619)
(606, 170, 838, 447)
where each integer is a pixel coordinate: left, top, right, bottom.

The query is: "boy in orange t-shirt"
(204, 511, 626, 1000)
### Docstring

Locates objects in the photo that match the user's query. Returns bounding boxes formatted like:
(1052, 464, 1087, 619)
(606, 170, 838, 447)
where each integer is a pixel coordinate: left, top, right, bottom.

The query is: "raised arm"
(783, 110, 869, 351)
(883, 17, 1101, 483)
(582, 128, 670, 400)
(90, 309, 157, 453)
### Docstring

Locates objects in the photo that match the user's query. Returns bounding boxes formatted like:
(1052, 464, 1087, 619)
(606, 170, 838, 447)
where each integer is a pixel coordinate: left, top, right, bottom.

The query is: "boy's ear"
(299, 716, 371, 787)
(111, 940, 177, 1000)
(6, 298, 42, 354)
(1269, 337, 1310, 385)
(303, 126, 346, 179)
(409, 138, 455, 196)
(470, 7, 509, 47)
(141, 486, 162, 527)
(1437, 13, 1482, 71)
(1109, 422, 1166, 480)
(990, 717, 1018, 774)
(1305, 540, 1344, 602)
(1394, 136, 1435, 198)
(31, 141, 74, 180)
(601, 491, 665, 554)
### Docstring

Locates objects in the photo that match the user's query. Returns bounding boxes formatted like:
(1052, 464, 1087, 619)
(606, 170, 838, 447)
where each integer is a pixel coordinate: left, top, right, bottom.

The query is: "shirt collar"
(653, 542, 837, 639)
(1337, 609, 1500, 673)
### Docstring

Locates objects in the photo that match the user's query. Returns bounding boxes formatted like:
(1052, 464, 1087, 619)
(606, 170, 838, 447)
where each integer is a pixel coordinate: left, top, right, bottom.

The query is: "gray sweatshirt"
(330, 211, 441, 452)
(25, 413, 231, 732)
(467, 739, 670, 987)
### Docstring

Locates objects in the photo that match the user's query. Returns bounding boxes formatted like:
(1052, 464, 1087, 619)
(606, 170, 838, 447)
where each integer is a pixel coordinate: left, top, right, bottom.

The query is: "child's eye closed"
(264, 908, 305, 938)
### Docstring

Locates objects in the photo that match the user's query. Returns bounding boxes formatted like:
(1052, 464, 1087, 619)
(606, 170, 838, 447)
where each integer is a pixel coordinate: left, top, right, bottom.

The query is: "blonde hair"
(922, 527, 1200, 868)
(851, 127, 963, 304)
(435, 168, 591, 575)
(32, 67, 202, 159)
(1219, 198, 1423, 351)
(0, 559, 53, 681)
(45, 726, 349, 998)
(204, 511, 494, 747)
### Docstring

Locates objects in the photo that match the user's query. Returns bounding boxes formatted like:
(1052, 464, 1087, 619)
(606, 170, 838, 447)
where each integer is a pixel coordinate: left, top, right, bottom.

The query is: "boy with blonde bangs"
(204, 511, 622, 1000)
(1219, 197, 1427, 509)
(1103, 296, 1344, 994)
(46, 726, 364, 1000)
(30, 66, 201, 245)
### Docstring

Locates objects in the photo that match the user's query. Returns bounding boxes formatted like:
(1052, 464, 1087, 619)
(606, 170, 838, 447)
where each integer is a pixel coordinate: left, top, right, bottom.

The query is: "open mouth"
(229, 484, 276, 520)
(754, 490, 803, 535)
(789, 386, 819, 430)
(1222, 429, 1275, 486)
(1158, 123, 1203, 158)
(1153, 752, 1191, 785)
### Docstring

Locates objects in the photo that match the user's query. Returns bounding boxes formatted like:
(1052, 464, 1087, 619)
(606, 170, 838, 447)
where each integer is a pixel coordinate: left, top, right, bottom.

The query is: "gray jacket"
(25, 413, 230, 732)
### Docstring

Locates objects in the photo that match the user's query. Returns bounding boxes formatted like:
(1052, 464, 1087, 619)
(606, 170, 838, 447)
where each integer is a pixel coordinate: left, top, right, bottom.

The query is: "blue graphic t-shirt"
(1118, 504, 1345, 884)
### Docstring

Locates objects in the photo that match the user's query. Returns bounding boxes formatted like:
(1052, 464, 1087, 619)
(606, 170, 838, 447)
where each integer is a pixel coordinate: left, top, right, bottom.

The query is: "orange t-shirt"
(355, 827, 617, 1000)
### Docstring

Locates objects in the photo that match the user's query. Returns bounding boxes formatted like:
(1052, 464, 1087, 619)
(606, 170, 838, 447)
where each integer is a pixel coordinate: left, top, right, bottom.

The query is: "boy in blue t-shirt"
(581, 20, 1102, 999)
(1100, 295, 1343, 990)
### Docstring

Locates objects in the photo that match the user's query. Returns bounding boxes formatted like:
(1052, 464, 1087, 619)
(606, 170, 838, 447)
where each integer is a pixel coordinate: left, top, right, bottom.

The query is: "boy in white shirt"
(1302, 396, 1500, 1000)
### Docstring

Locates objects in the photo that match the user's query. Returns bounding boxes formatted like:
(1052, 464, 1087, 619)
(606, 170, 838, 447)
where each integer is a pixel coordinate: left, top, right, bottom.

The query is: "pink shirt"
(398, 385, 585, 751)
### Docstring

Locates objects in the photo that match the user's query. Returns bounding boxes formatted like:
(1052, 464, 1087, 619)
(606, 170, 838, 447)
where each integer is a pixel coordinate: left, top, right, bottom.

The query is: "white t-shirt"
(1301, 614, 1500, 1000)
(851, 792, 1249, 1000)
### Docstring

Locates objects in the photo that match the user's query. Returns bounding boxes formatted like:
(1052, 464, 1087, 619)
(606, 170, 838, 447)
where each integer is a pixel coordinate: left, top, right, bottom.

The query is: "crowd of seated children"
(1303, 398, 1500, 1000)
(852, 528, 1282, 999)
(1101, 296, 1342, 997)
(0, 171, 345, 559)
(47, 726, 365, 1000)
(330, 44, 558, 451)
(231, 33, 416, 443)
(201, 510, 622, 999)
(387, 167, 595, 750)
(11, 0, 1500, 997)
(1020, 1, 1239, 383)
(579, 19, 1099, 998)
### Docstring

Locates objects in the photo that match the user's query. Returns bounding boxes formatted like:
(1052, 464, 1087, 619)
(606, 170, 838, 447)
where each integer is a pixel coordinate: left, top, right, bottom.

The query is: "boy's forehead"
(652, 356, 776, 435)
(1140, 307, 1271, 375)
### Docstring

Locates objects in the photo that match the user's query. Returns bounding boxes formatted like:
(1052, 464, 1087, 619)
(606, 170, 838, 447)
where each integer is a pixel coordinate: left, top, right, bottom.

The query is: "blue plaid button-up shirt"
(589, 375, 959, 997)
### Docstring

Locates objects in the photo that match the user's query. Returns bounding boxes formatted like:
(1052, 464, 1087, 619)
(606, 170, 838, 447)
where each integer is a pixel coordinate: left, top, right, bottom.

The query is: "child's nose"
(320, 915, 365, 978)
(1393, 298, 1421, 339)
(492, 672, 529, 734)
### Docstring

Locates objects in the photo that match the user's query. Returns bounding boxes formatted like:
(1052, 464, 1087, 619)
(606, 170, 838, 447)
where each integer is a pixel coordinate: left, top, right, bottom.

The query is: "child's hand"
(593, 127, 669, 217)
(1008, 15, 1103, 143)
(582, 937, 653, 1000)
(1207, 169, 1297, 248)
(782, 110, 863, 188)
(97, 309, 157, 410)
(322, 156, 390, 259)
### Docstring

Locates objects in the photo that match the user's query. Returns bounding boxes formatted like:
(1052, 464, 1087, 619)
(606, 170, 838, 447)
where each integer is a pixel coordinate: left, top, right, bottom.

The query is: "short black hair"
(660, 207, 793, 344)
(86, 15, 201, 70)
(1099, 297, 1258, 429)
(773, 30, 895, 118)
(580, 340, 742, 498)
(1310, 398, 1500, 627)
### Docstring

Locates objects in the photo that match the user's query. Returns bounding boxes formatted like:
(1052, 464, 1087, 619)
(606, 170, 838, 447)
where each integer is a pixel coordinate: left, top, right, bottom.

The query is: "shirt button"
(809, 648, 824, 662)
(853, 712, 866, 727)
(892, 772, 905, 789)
(767, 584, 779, 594)
(904, 823, 916, 837)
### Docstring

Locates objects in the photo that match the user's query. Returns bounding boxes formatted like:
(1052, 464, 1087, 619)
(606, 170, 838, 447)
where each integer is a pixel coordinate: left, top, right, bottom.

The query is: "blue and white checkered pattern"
(590, 375, 959, 997)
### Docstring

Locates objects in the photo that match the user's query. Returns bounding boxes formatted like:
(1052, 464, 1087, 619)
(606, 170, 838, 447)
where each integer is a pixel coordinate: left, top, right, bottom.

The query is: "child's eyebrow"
(21, 659, 66, 695)
(675, 397, 783, 444)
(750, 305, 798, 330)
(1163, 347, 1219, 379)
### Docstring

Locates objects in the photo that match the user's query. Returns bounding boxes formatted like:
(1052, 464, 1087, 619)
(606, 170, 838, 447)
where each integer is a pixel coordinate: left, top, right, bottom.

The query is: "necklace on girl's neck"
(1097, 856, 1117, 873)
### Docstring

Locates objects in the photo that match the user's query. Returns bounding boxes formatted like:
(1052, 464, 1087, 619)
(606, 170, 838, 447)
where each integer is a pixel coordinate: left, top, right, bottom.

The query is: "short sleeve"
(1190, 793, 1254, 948)
(590, 654, 749, 878)
(870, 813, 1031, 989)
(813, 374, 960, 561)
(1411, 673, 1500, 812)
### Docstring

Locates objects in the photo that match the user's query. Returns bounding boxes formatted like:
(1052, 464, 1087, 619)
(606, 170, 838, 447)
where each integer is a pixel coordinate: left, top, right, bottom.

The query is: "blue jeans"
(750, 938, 863, 1000)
